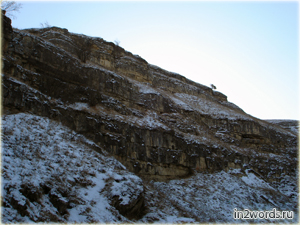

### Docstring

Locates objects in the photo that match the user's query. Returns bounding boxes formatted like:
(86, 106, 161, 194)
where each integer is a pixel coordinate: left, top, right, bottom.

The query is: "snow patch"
(1, 113, 142, 223)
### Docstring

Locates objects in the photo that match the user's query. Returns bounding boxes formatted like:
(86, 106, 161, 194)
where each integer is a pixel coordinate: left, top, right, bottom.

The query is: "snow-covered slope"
(142, 170, 298, 223)
(1, 113, 143, 223)
(266, 120, 299, 135)
(2, 113, 298, 223)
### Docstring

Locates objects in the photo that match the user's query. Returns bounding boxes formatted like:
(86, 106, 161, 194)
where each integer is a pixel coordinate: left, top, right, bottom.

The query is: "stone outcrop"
(1, 10, 13, 52)
(266, 120, 299, 135)
(101, 172, 145, 219)
(1, 10, 298, 185)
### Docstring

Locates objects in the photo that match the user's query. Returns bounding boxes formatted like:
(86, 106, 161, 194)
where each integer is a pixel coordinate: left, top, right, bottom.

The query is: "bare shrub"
(1, 0, 22, 19)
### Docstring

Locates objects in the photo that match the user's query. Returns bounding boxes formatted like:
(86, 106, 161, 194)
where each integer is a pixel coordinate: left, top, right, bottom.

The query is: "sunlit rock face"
(2, 10, 297, 182)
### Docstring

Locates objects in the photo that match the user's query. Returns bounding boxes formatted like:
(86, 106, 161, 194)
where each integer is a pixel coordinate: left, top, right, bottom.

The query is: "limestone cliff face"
(2, 11, 298, 183)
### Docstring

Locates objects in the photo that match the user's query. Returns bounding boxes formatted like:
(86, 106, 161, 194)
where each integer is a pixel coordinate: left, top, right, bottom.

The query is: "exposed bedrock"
(2, 11, 297, 182)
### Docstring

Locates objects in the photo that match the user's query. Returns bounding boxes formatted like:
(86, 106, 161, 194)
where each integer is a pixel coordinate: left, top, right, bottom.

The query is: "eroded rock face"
(2, 11, 298, 183)
(1, 10, 13, 52)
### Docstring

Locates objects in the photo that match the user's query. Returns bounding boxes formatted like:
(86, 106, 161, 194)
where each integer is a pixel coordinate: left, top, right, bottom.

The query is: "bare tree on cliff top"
(1, 0, 22, 18)
(210, 84, 217, 90)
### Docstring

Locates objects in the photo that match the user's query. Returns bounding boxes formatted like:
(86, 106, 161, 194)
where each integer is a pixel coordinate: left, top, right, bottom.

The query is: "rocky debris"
(1, 113, 144, 223)
(141, 169, 298, 223)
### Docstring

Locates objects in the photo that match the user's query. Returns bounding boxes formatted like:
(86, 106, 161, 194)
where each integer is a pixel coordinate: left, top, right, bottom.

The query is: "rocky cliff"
(1, 11, 299, 222)
(266, 120, 299, 136)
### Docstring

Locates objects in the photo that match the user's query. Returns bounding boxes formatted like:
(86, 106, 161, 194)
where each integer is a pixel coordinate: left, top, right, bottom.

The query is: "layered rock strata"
(2, 11, 298, 183)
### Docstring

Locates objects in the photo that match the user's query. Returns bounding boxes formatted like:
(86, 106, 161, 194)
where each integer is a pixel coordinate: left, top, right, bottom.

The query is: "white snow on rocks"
(172, 92, 251, 120)
(135, 81, 160, 95)
(1, 113, 142, 223)
(1, 113, 298, 223)
(142, 170, 298, 223)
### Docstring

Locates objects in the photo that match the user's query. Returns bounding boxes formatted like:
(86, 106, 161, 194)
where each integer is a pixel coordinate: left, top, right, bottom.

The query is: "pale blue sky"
(10, 1, 299, 120)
